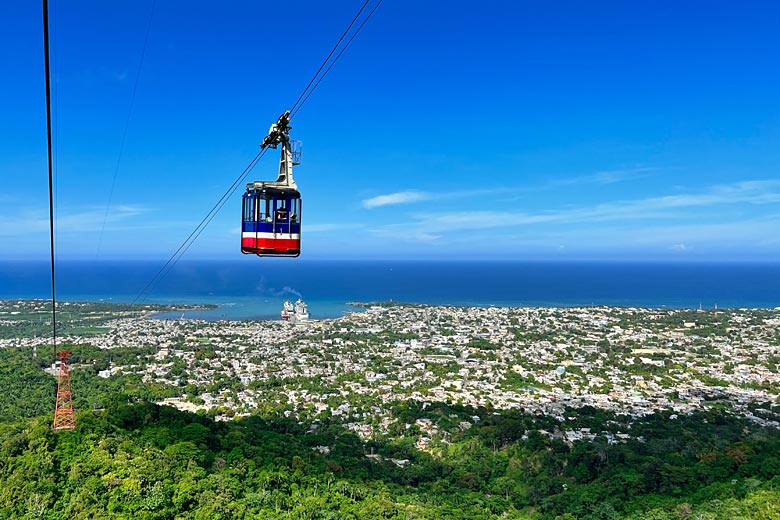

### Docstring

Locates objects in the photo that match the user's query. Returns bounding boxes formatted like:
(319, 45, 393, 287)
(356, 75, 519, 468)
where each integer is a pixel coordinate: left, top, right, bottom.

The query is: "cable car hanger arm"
(250, 110, 298, 191)
(260, 110, 291, 150)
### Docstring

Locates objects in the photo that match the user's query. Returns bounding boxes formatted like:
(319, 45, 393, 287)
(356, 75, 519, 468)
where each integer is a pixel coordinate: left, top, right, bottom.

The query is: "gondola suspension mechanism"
(241, 110, 302, 257)
(135, 1, 383, 301)
(240, 0, 383, 259)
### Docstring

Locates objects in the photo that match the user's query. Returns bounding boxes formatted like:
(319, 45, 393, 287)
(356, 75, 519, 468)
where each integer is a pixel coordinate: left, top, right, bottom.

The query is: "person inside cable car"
(276, 202, 288, 222)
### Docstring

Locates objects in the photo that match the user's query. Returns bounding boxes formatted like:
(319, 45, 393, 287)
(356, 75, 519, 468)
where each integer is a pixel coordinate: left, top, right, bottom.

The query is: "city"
(4, 300, 778, 440)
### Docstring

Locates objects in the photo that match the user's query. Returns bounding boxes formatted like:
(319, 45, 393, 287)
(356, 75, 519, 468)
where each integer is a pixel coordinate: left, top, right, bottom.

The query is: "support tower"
(52, 350, 75, 431)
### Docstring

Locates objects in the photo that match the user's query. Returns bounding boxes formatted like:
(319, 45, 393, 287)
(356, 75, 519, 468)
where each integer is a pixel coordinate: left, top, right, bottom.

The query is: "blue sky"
(1, 0, 779, 261)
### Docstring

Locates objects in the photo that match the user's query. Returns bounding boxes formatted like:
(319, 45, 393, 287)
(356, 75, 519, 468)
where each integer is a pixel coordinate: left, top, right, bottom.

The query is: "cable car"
(242, 111, 302, 257)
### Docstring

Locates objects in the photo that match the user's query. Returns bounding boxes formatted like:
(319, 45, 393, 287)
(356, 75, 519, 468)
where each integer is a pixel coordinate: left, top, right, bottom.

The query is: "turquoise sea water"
(1, 260, 779, 320)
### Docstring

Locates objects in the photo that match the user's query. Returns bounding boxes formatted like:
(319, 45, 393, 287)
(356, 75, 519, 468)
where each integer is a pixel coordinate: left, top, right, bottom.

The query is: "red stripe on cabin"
(242, 237, 300, 253)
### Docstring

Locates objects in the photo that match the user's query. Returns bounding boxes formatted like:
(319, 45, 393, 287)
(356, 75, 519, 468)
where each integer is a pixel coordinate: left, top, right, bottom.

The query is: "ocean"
(1, 260, 779, 320)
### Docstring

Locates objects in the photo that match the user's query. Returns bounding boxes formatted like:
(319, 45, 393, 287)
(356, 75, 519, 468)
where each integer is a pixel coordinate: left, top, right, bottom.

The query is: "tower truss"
(52, 350, 75, 431)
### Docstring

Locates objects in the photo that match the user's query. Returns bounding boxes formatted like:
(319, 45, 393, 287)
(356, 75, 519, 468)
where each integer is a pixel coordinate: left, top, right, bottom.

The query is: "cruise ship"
(281, 301, 294, 321)
(281, 299, 309, 324)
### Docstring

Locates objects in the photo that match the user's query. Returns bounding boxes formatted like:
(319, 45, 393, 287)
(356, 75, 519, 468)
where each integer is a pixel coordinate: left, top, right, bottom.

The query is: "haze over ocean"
(1, 260, 778, 320)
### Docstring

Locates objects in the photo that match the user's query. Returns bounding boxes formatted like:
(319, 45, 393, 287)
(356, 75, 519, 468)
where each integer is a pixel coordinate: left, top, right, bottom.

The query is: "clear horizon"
(4, 258, 780, 265)
(2, 261, 779, 312)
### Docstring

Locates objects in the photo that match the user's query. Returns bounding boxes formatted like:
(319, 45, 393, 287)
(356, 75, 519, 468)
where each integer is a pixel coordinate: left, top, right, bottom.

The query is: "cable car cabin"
(242, 110, 302, 258)
(241, 188, 301, 257)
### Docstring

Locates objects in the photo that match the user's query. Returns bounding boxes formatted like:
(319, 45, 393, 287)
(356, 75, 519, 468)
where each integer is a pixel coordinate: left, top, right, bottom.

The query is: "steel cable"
(134, 0, 383, 303)
(133, 149, 265, 303)
(42, 0, 57, 356)
(96, 0, 157, 260)
(291, 0, 383, 120)
(289, 0, 371, 115)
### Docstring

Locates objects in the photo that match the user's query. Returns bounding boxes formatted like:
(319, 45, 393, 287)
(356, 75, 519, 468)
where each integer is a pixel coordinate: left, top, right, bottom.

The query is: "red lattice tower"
(52, 350, 75, 430)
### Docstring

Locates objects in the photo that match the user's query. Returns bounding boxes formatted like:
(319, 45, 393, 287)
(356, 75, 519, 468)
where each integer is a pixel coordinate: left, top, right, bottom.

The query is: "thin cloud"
(305, 223, 364, 233)
(361, 191, 432, 209)
(370, 179, 780, 238)
(551, 167, 659, 186)
(362, 187, 521, 209)
(62, 205, 149, 231)
(381, 215, 780, 259)
(362, 167, 660, 210)
(0, 205, 150, 235)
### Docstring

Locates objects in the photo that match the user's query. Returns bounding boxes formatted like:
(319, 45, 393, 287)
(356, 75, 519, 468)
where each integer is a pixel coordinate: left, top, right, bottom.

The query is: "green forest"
(3, 338, 780, 519)
(2, 391, 780, 517)
(2, 401, 780, 519)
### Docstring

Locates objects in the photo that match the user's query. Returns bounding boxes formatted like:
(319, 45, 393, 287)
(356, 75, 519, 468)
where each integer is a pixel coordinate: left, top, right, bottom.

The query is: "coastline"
(1, 260, 779, 318)
(4, 296, 780, 324)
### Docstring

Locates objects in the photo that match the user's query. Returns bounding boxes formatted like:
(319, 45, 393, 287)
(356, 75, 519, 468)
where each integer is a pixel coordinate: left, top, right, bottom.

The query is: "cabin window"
(275, 198, 289, 222)
(243, 195, 254, 222)
(257, 197, 271, 222)
(289, 198, 300, 222)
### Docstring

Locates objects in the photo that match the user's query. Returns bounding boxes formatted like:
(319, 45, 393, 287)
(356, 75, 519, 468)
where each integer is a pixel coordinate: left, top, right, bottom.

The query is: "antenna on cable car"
(241, 110, 303, 257)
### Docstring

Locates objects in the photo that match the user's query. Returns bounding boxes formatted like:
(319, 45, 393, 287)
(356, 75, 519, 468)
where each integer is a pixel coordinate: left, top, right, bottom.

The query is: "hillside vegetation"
(1, 401, 780, 519)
